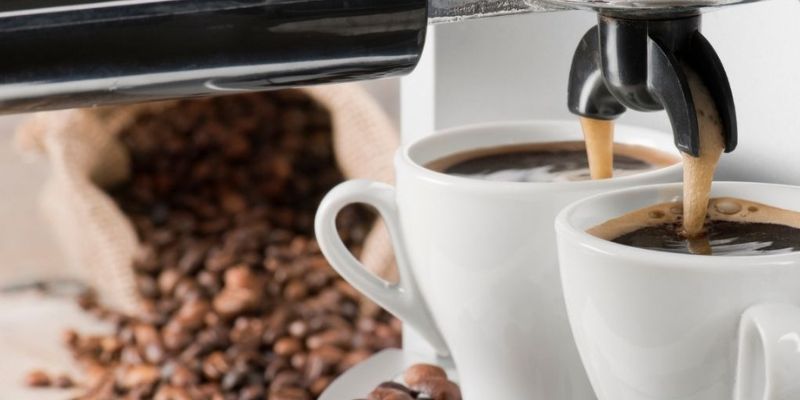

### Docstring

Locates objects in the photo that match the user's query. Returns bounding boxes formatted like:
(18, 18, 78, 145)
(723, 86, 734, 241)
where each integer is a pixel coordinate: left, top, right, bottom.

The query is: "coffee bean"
(240, 384, 265, 400)
(177, 241, 208, 274)
(53, 374, 74, 388)
(76, 290, 98, 311)
(133, 245, 160, 273)
(230, 317, 265, 350)
(213, 288, 259, 318)
(270, 370, 301, 390)
(306, 328, 352, 350)
(273, 337, 302, 357)
(134, 324, 161, 347)
(269, 387, 310, 400)
(362, 365, 463, 400)
(117, 364, 160, 389)
(289, 352, 307, 371)
(368, 387, 414, 400)
(24, 370, 51, 387)
(175, 298, 210, 330)
(100, 336, 123, 354)
(157, 269, 182, 296)
(283, 279, 307, 301)
(224, 265, 255, 289)
(287, 320, 308, 338)
(144, 342, 166, 364)
(197, 270, 222, 293)
(221, 367, 246, 391)
(62, 329, 79, 347)
(310, 375, 333, 397)
(264, 356, 288, 382)
(202, 351, 231, 380)
(121, 346, 145, 364)
(312, 345, 345, 366)
(403, 364, 447, 388)
(164, 362, 197, 387)
(162, 321, 192, 351)
(378, 381, 419, 396)
(173, 277, 202, 301)
(154, 385, 194, 400)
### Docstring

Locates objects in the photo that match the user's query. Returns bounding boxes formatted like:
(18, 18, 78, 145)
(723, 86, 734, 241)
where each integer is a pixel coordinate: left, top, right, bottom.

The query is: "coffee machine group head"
(563, 2, 741, 157)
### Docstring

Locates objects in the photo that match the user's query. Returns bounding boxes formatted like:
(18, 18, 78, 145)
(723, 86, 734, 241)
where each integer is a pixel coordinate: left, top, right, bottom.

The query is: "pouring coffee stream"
(579, 117, 616, 180)
(578, 66, 725, 245)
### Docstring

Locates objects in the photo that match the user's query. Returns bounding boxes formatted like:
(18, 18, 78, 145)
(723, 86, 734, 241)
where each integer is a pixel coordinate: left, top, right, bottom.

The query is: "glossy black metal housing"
(0, 0, 427, 113)
(567, 13, 737, 156)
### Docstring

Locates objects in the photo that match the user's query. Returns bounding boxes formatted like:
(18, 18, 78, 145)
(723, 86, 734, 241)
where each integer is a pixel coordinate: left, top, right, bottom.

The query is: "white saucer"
(319, 349, 456, 400)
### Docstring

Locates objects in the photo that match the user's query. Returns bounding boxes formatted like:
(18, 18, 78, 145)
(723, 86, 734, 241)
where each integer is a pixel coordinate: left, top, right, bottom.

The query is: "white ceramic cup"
(555, 182, 800, 400)
(315, 120, 681, 399)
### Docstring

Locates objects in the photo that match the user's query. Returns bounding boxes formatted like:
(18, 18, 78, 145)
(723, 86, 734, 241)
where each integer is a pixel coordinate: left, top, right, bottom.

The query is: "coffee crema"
(427, 141, 678, 183)
(589, 197, 800, 256)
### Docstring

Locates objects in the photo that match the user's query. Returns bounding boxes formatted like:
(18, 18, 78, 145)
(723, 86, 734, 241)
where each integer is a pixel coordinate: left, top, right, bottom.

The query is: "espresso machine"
(1, 0, 794, 158)
(398, 0, 800, 356)
(2, 0, 799, 391)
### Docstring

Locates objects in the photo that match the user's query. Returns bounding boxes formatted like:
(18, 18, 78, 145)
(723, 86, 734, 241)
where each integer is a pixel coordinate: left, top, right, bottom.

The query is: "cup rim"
(555, 181, 800, 265)
(399, 119, 683, 193)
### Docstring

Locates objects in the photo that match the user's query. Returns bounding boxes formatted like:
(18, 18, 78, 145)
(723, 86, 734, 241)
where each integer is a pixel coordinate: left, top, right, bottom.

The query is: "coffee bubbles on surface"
(589, 198, 800, 256)
(427, 141, 678, 183)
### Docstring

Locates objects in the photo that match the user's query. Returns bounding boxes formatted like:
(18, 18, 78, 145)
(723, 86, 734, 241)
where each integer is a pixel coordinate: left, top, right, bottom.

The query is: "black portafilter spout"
(567, 13, 737, 157)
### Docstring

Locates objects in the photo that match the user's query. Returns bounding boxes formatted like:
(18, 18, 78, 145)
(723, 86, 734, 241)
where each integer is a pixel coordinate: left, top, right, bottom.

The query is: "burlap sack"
(15, 84, 397, 315)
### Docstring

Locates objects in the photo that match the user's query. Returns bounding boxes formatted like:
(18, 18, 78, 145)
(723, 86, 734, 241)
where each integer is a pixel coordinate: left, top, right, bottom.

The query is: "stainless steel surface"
(429, 0, 563, 23)
(428, 0, 763, 23)
(544, 0, 760, 12)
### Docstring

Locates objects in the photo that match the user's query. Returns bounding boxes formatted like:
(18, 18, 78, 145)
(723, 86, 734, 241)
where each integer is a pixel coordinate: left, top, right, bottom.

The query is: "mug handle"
(735, 303, 800, 400)
(314, 179, 450, 357)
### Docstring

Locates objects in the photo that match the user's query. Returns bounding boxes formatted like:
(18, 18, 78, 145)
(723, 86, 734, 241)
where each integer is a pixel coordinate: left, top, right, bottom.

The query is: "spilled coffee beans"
(34, 92, 400, 399)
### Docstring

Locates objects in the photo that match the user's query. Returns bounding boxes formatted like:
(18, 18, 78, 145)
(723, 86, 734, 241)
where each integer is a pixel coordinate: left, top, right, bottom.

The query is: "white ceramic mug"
(556, 182, 800, 400)
(315, 120, 681, 399)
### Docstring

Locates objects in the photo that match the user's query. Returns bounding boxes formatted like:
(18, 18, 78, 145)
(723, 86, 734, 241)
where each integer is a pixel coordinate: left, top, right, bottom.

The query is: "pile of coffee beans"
(361, 364, 461, 400)
(36, 92, 401, 399)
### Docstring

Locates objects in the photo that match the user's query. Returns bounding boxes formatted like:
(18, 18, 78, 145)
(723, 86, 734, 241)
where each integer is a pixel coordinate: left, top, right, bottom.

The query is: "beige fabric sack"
(15, 84, 398, 315)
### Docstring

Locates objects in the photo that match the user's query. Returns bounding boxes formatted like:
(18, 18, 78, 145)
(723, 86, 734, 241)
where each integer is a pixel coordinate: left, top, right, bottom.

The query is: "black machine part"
(567, 13, 737, 157)
(0, 0, 427, 114)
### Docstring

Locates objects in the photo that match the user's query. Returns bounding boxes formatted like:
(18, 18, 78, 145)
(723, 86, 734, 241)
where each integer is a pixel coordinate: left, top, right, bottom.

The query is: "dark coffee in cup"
(589, 198, 800, 256)
(427, 141, 678, 183)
